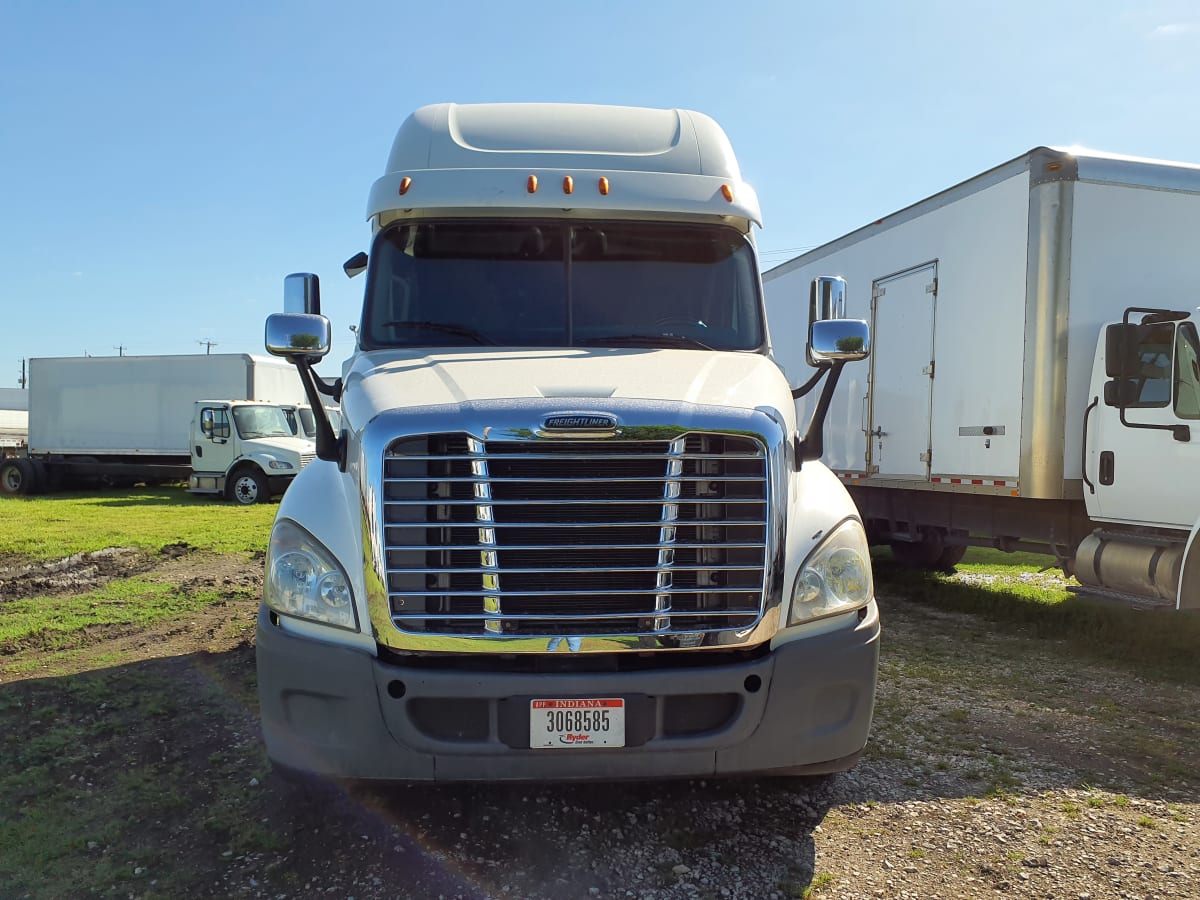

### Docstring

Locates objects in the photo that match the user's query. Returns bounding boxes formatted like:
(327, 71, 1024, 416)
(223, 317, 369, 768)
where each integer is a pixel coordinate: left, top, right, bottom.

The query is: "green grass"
(0, 486, 275, 561)
(873, 548, 1200, 686)
(0, 660, 269, 898)
(0, 578, 254, 653)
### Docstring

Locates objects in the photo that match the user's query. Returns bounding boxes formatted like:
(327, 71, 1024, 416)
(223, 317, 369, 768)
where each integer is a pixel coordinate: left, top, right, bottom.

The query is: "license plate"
(529, 698, 625, 749)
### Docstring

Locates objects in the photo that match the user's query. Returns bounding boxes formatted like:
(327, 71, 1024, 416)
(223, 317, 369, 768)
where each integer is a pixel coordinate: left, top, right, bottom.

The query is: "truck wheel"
(891, 534, 967, 573)
(227, 467, 268, 505)
(0, 458, 35, 496)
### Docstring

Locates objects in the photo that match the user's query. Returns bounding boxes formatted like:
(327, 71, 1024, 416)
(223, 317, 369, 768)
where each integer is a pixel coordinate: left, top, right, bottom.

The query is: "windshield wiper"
(577, 333, 714, 351)
(380, 321, 494, 345)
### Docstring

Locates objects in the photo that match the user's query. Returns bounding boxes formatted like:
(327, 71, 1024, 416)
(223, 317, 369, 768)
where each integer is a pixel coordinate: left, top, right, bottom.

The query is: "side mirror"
(284, 273, 322, 315)
(1105, 323, 1145, 378)
(200, 412, 213, 436)
(343, 252, 368, 279)
(808, 319, 871, 366)
(1103, 378, 1140, 408)
(265, 312, 332, 360)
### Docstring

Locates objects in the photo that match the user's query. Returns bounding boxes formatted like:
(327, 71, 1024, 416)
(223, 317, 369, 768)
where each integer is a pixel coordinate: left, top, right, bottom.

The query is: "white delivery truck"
(255, 102, 878, 782)
(0, 354, 314, 504)
(764, 147, 1200, 610)
(0, 387, 29, 454)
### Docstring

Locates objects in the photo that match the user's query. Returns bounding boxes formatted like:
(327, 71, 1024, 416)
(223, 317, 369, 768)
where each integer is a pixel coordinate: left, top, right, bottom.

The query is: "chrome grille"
(381, 431, 768, 638)
(299, 453, 316, 469)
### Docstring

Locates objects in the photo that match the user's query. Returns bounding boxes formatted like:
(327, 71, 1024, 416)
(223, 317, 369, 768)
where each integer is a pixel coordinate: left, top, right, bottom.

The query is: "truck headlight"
(265, 519, 358, 630)
(788, 518, 873, 625)
(268, 459, 294, 470)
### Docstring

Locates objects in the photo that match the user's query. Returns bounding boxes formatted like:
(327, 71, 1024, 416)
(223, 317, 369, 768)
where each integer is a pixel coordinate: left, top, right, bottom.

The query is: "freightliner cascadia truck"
(256, 102, 877, 781)
(765, 147, 1200, 609)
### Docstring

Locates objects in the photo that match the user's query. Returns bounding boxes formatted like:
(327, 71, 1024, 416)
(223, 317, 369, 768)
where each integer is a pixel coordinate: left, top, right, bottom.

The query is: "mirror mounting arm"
(312, 373, 344, 402)
(791, 363, 830, 400)
(291, 359, 346, 469)
(795, 360, 848, 467)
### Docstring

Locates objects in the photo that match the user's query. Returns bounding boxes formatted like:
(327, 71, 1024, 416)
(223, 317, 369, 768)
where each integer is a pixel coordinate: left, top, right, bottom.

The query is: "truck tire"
(0, 458, 36, 496)
(227, 467, 269, 505)
(890, 531, 967, 574)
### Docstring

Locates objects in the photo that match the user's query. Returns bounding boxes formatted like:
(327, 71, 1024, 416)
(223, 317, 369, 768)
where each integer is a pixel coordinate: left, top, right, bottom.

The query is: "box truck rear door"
(868, 263, 937, 480)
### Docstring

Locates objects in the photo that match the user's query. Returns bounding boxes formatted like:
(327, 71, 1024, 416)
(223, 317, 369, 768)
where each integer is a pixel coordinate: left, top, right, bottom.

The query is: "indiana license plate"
(529, 698, 626, 749)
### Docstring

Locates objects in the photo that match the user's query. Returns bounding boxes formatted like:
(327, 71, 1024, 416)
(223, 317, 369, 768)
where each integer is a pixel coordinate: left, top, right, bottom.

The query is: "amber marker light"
(720, 184, 735, 202)
(598, 176, 610, 195)
(527, 175, 538, 193)
(398, 177, 412, 195)
(562, 176, 574, 195)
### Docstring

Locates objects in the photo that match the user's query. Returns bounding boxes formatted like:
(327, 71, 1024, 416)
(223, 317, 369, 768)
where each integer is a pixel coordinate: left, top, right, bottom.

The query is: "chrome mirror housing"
(265, 312, 332, 360)
(284, 273, 322, 315)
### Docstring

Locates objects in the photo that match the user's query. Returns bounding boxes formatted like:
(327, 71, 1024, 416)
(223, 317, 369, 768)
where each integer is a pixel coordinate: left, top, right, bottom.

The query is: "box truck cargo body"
(0, 354, 314, 503)
(254, 102, 879, 782)
(764, 147, 1200, 609)
(27, 354, 304, 455)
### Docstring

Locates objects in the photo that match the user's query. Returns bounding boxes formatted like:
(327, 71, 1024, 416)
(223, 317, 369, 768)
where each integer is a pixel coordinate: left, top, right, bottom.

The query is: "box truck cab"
(187, 400, 316, 504)
(282, 404, 342, 441)
(255, 103, 878, 782)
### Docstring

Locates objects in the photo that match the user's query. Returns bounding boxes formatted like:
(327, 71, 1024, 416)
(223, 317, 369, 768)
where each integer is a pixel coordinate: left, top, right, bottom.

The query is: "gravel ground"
(5, 546, 1196, 899)
(218, 592, 1198, 900)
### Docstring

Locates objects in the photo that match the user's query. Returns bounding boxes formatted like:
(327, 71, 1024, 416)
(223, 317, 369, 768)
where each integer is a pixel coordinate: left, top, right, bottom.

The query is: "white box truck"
(254, 102, 879, 782)
(0, 354, 315, 504)
(764, 147, 1200, 610)
(0, 387, 29, 453)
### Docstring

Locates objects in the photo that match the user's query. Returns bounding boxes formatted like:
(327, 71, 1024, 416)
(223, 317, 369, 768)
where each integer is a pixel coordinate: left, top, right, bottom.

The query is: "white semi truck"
(0, 354, 314, 504)
(255, 102, 878, 782)
(765, 147, 1200, 610)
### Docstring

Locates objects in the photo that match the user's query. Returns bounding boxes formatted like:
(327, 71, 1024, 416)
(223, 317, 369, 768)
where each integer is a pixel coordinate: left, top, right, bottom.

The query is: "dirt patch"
(0, 547, 154, 599)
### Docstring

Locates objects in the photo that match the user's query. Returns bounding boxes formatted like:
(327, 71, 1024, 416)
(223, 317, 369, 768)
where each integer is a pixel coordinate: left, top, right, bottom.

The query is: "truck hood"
(241, 434, 315, 459)
(341, 348, 798, 429)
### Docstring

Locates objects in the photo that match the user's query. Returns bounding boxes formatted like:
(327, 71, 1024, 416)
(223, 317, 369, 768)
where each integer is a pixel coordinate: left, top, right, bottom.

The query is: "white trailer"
(765, 146, 1200, 609)
(0, 354, 312, 502)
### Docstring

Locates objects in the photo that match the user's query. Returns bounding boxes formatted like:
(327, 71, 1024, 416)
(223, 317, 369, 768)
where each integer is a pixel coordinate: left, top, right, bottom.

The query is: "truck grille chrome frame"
(357, 399, 788, 653)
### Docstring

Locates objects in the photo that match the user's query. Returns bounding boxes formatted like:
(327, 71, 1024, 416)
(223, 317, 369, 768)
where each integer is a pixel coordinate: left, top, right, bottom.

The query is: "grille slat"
(382, 430, 768, 638)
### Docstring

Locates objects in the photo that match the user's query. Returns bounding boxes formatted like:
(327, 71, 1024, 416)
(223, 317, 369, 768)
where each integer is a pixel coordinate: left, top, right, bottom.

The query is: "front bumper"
(255, 601, 879, 782)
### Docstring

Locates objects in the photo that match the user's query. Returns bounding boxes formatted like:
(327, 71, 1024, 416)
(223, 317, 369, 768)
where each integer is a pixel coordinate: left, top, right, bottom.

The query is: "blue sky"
(2, 1, 1198, 379)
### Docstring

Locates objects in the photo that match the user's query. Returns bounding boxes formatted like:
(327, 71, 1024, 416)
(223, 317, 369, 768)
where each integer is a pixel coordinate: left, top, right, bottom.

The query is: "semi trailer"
(255, 102, 878, 782)
(764, 146, 1200, 609)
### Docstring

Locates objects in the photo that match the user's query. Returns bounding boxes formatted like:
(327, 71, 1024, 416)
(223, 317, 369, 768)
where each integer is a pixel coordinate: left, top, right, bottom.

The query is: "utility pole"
(18, 359, 26, 388)
(197, 339, 218, 355)
(113, 345, 126, 357)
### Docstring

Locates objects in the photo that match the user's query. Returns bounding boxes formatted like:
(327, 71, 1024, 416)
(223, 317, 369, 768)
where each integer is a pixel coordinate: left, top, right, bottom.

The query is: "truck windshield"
(232, 405, 293, 440)
(361, 220, 765, 351)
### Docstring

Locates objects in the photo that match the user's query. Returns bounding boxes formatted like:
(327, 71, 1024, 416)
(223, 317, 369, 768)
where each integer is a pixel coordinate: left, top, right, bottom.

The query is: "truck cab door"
(194, 405, 237, 475)
(1086, 320, 1200, 529)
